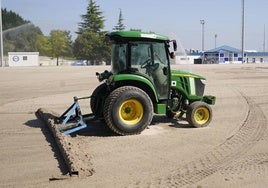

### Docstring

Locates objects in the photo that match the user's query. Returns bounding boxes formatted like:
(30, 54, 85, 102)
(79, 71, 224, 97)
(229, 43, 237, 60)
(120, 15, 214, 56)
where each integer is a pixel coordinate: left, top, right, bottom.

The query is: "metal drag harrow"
(56, 96, 94, 135)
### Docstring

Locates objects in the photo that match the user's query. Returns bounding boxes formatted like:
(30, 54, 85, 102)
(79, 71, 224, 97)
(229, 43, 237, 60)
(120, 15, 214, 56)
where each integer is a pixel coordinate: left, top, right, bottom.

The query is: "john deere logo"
(12, 56, 19, 62)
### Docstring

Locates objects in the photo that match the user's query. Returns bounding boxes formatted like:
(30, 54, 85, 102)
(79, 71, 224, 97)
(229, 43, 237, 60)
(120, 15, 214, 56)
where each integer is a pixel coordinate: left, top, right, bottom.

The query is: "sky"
(2, 0, 268, 51)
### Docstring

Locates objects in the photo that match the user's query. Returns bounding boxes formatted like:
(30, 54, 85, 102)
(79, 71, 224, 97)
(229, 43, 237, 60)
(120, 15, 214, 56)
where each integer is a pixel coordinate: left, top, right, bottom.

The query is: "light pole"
(0, 0, 3, 67)
(241, 0, 245, 63)
(263, 24, 266, 52)
(215, 34, 217, 48)
(200, 20, 205, 51)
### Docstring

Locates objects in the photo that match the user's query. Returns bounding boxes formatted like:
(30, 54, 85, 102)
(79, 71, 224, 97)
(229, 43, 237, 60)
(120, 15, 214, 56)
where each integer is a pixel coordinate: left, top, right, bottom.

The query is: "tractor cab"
(107, 31, 177, 100)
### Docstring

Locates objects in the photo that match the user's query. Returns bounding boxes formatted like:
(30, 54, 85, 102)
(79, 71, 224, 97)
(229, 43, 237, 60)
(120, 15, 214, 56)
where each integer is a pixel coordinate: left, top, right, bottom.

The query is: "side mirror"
(173, 40, 177, 51)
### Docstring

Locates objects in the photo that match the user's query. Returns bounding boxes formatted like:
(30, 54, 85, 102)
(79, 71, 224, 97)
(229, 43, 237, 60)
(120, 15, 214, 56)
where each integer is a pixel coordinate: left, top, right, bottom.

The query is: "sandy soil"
(0, 64, 267, 188)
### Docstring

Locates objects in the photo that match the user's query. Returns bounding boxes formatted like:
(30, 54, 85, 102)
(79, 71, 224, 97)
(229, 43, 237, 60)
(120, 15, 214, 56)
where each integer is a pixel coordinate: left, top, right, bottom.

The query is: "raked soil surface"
(0, 64, 268, 188)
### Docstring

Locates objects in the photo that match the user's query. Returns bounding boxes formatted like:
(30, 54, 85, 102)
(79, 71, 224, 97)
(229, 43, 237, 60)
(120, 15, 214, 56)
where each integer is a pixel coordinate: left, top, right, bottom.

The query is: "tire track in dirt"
(131, 92, 267, 187)
(219, 153, 268, 176)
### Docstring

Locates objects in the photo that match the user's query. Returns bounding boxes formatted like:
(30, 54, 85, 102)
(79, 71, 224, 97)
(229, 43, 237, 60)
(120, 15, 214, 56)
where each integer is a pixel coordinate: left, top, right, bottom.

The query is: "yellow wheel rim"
(119, 99, 143, 125)
(194, 107, 210, 124)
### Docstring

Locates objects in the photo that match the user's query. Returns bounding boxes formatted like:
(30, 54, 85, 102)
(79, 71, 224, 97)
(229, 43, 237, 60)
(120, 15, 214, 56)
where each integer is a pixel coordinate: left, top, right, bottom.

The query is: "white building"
(202, 45, 268, 64)
(246, 52, 268, 63)
(8, 52, 39, 67)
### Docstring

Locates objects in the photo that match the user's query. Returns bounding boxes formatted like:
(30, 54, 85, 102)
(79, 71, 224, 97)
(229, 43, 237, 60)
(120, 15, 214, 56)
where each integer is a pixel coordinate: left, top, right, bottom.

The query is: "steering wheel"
(140, 59, 152, 68)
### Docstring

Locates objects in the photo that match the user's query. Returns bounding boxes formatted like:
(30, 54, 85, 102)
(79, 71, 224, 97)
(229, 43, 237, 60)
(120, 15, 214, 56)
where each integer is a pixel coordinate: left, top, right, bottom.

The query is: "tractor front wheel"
(104, 86, 153, 135)
(186, 101, 212, 128)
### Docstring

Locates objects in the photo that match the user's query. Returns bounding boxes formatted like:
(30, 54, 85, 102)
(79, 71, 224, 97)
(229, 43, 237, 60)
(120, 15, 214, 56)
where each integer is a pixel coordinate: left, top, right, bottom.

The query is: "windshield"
(130, 42, 168, 75)
(130, 42, 168, 65)
(111, 42, 168, 74)
(111, 43, 127, 74)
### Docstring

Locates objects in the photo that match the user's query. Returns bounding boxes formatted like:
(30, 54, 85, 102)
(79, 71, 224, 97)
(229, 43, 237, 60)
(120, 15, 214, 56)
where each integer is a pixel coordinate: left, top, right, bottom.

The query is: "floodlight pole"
(200, 20, 205, 51)
(215, 34, 217, 48)
(0, 0, 3, 67)
(264, 25, 266, 52)
(241, 0, 245, 63)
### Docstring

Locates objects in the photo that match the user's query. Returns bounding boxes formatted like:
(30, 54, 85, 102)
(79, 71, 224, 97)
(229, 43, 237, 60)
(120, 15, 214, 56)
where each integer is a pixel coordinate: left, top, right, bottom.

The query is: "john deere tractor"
(91, 31, 215, 136)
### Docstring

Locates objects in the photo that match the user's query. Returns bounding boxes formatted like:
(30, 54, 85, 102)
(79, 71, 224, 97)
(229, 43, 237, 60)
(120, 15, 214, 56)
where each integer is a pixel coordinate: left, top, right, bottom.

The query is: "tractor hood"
(171, 70, 206, 80)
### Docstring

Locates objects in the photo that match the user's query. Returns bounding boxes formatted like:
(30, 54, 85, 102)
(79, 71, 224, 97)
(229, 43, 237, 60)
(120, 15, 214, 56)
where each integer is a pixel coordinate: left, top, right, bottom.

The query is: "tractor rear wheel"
(186, 101, 212, 128)
(104, 86, 153, 135)
(90, 83, 108, 116)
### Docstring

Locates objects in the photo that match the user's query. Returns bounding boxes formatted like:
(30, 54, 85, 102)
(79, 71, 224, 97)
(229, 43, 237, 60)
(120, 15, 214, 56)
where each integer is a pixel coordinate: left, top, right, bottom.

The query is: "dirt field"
(0, 64, 268, 188)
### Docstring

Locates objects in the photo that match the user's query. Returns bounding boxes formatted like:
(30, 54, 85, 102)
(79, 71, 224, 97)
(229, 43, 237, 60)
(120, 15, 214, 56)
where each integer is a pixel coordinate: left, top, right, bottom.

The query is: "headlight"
(200, 79, 206, 85)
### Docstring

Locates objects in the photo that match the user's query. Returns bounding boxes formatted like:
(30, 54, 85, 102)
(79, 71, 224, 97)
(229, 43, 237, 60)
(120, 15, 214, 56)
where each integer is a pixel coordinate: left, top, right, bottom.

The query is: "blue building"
(203, 45, 244, 64)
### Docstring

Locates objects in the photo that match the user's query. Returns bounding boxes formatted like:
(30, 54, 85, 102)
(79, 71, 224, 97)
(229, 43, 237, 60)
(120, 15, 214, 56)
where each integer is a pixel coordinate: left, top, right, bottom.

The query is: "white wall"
(8, 52, 39, 67)
(175, 55, 200, 64)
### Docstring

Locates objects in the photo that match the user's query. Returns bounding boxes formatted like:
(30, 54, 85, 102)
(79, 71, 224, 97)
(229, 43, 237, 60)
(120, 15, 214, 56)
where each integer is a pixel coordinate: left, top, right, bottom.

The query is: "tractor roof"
(106, 31, 169, 42)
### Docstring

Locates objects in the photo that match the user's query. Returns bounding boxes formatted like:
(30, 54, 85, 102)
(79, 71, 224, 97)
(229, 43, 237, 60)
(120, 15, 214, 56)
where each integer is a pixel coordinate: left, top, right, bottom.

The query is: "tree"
(74, 31, 110, 65)
(77, 0, 105, 33)
(2, 8, 29, 30)
(113, 9, 126, 31)
(74, 0, 111, 65)
(2, 8, 74, 62)
(49, 30, 73, 66)
(36, 35, 50, 56)
(3, 24, 43, 54)
(2, 8, 43, 54)
(36, 30, 73, 66)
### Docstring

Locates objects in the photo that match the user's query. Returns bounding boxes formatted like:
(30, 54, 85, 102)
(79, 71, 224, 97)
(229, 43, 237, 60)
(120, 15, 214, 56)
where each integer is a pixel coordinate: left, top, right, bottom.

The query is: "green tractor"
(91, 31, 216, 136)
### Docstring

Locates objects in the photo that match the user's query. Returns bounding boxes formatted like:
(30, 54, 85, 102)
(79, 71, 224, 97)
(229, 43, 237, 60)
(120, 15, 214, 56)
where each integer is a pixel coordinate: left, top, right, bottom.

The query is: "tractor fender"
(112, 74, 159, 103)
